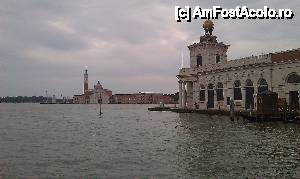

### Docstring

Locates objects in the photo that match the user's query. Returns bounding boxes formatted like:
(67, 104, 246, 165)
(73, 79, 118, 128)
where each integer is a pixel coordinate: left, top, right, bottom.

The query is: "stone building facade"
(112, 92, 175, 104)
(177, 20, 300, 110)
(89, 81, 112, 104)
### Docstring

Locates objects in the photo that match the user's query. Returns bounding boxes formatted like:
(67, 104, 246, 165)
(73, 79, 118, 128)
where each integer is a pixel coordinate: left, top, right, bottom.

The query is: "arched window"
(208, 83, 214, 90)
(197, 54, 202, 67)
(258, 78, 268, 93)
(216, 82, 224, 101)
(216, 54, 220, 63)
(286, 72, 300, 83)
(245, 79, 253, 87)
(234, 80, 242, 100)
(199, 84, 205, 101)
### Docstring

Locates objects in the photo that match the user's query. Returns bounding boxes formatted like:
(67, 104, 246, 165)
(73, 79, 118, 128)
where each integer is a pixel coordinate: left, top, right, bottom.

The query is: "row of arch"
(198, 78, 269, 109)
(197, 72, 300, 109)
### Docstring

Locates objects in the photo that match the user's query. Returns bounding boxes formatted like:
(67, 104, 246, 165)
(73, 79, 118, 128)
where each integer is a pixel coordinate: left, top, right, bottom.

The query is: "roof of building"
(271, 48, 300, 63)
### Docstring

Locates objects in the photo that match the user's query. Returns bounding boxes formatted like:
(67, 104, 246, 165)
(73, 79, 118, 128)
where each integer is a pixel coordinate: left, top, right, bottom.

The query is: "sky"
(0, 0, 299, 97)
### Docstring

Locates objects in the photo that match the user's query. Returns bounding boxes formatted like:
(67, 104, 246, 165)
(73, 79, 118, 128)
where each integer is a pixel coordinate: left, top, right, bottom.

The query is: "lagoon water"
(0, 103, 300, 178)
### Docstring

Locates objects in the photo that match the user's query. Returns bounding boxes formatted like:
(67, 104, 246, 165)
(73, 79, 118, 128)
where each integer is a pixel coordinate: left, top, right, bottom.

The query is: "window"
(287, 72, 300, 83)
(216, 82, 224, 101)
(257, 78, 268, 93)
(245, 79, 253, 87)
(216, 54, 220, 63)
(199, 84, 205, 101)
(197, 54, 202, 67)
(234, 80, 242, 100)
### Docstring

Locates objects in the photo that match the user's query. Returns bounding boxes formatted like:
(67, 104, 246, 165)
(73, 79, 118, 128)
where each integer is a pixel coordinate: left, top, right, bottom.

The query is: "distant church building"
(73, 68, 112, 104)
(177, 20, 300, 110)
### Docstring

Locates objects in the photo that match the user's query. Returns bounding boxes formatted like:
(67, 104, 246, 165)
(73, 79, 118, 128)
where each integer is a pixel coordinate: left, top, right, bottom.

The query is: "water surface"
(0, 104, 299, 178)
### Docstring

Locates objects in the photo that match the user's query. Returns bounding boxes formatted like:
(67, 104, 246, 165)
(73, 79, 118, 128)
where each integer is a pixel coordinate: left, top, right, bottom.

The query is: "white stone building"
(177, 20, 300, 111)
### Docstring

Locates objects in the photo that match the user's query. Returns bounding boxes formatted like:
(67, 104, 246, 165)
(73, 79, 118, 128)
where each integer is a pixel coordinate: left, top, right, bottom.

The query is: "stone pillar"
(214, 89, 218, 109)
(276, 85, 285, 99)
(227, 86, 233, 102)
(254, 86, 258, 110)
(223, 87, 228, 110)
(179, 81, 182, 108)
(182, 82, 186, 108)
(193, 82, 197, 106)
(241, 87, 245, 109)
(223, 82, 229, 110)
(205, 87, 208, 109)
(186, 82, 193, 108)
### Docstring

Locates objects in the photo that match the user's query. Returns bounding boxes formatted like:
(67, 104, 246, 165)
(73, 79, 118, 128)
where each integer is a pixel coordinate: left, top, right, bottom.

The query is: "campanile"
(84, 66, 88, 94)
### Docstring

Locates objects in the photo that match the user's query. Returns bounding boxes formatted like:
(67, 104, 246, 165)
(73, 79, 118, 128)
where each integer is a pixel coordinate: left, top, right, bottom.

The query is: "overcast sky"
(0, 0, 299, 97)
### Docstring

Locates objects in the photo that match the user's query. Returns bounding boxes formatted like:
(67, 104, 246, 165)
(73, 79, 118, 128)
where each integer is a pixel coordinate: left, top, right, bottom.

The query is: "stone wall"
(189, 43, 229, 67)
(180, 58, 300, 110)
(179, 53, 272, 77)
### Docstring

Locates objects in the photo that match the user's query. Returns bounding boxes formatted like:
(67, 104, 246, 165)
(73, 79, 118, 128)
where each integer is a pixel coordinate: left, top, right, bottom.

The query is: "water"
(0, 104, 299, 178)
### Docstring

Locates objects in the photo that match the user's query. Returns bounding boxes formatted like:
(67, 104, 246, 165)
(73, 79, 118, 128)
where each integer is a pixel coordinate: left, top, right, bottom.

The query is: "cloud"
(0, 0, 299, 96)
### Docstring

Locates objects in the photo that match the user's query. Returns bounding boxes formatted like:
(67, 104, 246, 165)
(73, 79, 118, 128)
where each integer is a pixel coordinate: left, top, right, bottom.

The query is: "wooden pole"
(230, 98, 235, 121)
(99, 102, 102, 115)
(98, 94, 102, 115)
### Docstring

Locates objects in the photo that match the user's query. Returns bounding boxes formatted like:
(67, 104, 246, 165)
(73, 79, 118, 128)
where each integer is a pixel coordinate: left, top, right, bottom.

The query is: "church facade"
(177, 20, 300, 111)
(73, 68, 112, 104)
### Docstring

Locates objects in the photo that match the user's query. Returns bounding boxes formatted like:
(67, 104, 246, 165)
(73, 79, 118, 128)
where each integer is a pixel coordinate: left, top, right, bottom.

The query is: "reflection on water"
(176, 113, 300, 178)
(0, 104, 299, 178)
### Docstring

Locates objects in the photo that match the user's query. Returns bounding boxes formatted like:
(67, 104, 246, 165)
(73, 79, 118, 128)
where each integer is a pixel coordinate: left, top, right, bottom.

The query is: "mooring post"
(98, 97, 102, 115)
(230, 99, 235, 121)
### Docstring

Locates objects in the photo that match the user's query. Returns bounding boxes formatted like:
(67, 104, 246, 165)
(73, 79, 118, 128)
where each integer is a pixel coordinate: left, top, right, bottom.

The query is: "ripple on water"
(0, 104, 299, 178)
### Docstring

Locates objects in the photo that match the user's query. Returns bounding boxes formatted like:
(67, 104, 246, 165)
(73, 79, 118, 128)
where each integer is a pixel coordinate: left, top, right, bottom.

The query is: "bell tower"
(84, 66, 88, 94)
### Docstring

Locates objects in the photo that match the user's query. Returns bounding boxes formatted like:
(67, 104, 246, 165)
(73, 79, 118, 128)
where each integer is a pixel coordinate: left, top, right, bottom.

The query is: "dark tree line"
(0, 96, 47, 103)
